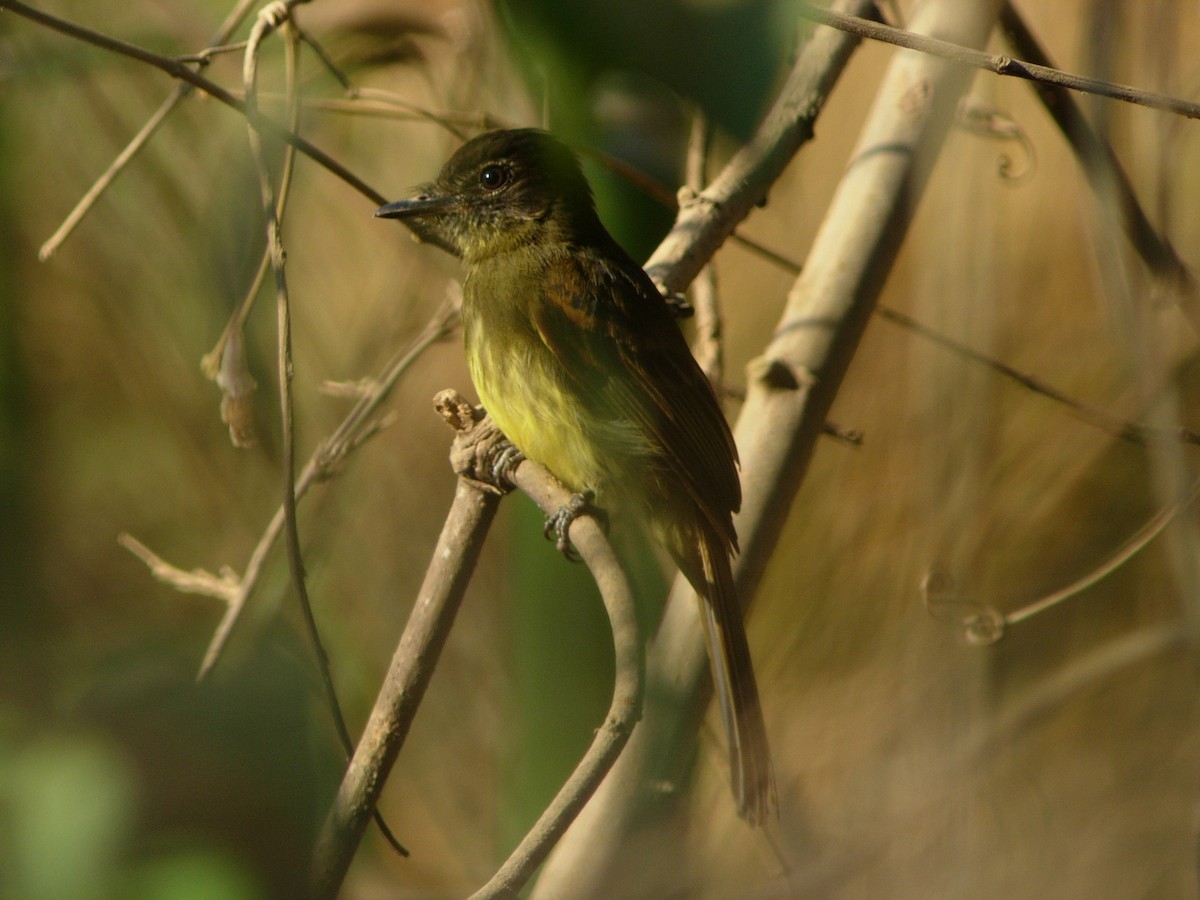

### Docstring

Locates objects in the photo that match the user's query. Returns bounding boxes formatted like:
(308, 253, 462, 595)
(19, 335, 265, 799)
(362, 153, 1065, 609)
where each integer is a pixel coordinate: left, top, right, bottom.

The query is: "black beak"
(375, 195, 455, 219)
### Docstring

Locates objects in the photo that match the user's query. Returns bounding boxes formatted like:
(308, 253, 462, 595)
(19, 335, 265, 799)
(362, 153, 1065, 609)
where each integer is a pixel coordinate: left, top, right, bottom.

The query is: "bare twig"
(289, 18, 474, 140)
(36, 0, 261, 259)
(175, 39, 251, 64)
(271, 94, 496, 129)
(310, 406, 501, 898)
(875, 306, 1200, 448)
(312, 392, 643, 900)
(242, 0, 307, 695)
(117, 534, 241, 603)
(203, 1, 309, 449)
(0, 0, 387, 206)
(120, 302, 455, 676)
(796, 1, 1200, 120)
(244, 0, 354, 772)
(343, 87, 474, 140)
(469, 450, 643, 900)
(196, 298, 460, 679)
(641, 1, 880, 296)
(723, 236, 1200, 451)
(241, 4, 409, 859)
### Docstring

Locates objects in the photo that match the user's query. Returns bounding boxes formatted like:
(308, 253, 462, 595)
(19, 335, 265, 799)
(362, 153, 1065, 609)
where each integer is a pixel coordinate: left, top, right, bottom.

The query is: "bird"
(376, 128, 773, 823)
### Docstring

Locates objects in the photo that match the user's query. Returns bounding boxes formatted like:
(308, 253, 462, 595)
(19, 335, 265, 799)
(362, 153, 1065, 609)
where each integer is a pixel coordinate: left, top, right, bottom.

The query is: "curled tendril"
(956, 97, 1037, 183)
(962, 609, 1007, 646)
(920, 568, 1007, 646)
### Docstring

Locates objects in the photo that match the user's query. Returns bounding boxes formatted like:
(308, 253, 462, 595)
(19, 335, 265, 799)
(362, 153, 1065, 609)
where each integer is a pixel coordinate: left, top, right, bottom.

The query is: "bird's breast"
(462, 278, 609, 495)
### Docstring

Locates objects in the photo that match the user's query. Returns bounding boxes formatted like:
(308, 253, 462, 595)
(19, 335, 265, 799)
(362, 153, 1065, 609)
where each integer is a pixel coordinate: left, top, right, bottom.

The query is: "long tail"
(674, 524, 775, 824)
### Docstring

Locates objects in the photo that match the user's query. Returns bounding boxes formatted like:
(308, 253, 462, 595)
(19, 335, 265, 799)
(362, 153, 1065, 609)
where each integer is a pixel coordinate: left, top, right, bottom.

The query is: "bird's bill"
(375, 195, 455, 219)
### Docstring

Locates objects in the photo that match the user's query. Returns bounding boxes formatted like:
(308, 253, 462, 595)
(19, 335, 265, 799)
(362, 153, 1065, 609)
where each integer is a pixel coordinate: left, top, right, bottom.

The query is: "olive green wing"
(532, 246, 741, 545)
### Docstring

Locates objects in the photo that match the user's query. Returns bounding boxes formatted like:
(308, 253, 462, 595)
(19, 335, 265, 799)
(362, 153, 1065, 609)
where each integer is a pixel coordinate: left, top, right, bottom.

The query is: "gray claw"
(543, 490, 595, 561)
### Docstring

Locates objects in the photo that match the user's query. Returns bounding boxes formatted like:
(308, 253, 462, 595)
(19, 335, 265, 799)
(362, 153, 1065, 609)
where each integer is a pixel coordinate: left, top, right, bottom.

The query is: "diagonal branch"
(311, 410, 501, 897)
(119, 299, 458, 677)
(642, 0, 882, 295)
(196, 299, 460, 678)
(37, 0, 262, 259)
(0, 0, 387, 205)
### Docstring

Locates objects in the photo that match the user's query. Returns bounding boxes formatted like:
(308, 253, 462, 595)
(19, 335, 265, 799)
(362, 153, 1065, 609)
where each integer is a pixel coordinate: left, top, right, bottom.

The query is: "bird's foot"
(662, 290, 694, 319)
(543, 490, 606, 562)
(491, 441, 525, 487)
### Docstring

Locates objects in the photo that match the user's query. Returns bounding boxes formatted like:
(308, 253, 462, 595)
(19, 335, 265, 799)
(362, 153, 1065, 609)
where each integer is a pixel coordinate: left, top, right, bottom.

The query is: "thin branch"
(875, 306, 1200, 448)
(289, 19, 475, 140)
(996, 1, 1199, 329)
(311, 406, 499, 896)
(175, 39, 250, 64)
(469, 446, 643, 900)
(35, 0, 261, 259)
(312, 392, 643, 900)
(727, 236, 1200, 451)
(242, 0, 306, 688)
(195, 297, 461, 679)
(293, 22, 350, 88)
(203, 2, 310, 449)
(244, 0, 351, 763)
(923, 475, 1200, 646)
(117, 534, 241, 603)
(796, 0, 1200, 120)
(640, 1, 881, 295)
(0, 0, 388, 206)
(121, 304, 455, 681)
(283, 95, 482, 124)
(242, 5, 409, 859)
(311, 479, 493, 893)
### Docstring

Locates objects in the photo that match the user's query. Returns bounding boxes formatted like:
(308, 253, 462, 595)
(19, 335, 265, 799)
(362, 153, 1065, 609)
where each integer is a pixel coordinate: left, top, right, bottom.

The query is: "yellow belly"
(461, 254, 655, 501)
(468, 333, 605, 494)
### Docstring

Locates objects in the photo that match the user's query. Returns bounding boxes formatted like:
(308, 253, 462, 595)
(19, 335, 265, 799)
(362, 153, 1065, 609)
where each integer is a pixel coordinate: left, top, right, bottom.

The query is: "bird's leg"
(543, 490, 607, 562)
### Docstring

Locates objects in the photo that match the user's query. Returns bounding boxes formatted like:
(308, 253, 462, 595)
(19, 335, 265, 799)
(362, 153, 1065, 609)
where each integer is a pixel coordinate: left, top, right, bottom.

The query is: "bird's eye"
(479, 164, 510, 191)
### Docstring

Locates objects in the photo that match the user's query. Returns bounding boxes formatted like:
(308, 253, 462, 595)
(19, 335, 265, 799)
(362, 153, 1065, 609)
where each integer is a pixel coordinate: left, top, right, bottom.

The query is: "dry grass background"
(1, 1, 1199, 898)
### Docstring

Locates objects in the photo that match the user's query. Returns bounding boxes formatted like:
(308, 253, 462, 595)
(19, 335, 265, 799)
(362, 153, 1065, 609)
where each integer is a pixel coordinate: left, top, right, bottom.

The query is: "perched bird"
(377, 128, 773, 823)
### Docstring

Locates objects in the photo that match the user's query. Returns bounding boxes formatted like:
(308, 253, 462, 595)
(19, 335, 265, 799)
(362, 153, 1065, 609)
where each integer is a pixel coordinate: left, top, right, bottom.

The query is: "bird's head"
(376, 128, 600, 262)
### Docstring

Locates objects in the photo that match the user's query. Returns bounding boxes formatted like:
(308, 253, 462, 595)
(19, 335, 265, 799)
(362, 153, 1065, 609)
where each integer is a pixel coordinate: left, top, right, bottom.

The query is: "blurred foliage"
(496, 0, 793, 259)
(1, 1, 1199, 898)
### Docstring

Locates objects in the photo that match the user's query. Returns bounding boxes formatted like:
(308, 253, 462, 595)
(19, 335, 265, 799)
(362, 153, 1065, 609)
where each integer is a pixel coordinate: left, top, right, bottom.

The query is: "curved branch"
(468, 453, 643, 900)
(311, 395, 502, 896)
(313, 393, 642, 900)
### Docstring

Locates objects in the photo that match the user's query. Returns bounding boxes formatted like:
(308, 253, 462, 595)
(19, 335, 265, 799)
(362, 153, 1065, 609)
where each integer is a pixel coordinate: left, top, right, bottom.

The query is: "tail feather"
(678, 526, 775, 824)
